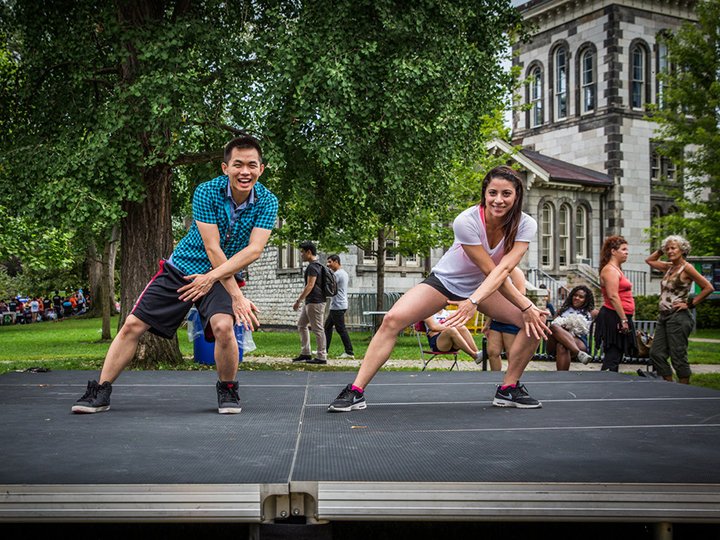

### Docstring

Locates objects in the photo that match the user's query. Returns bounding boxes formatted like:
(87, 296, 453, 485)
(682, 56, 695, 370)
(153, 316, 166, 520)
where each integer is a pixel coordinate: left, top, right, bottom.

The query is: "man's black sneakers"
(492, 382, 542, 409)
(71, 380, 112, 413)
(327, 384, 367, 412)
(292, 354, 311, 363)
(306, 357, 327, 365)
(217, 381, 242, 414)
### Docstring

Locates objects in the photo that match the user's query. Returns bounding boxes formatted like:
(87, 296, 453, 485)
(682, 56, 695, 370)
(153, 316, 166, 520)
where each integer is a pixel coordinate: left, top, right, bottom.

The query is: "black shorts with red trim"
(131, 260, 234, 340)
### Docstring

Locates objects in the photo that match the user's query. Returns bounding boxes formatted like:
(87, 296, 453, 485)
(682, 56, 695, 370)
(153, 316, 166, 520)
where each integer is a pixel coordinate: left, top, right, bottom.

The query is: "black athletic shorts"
(131, 260, 234, 340)
(420, 273, 465, 302)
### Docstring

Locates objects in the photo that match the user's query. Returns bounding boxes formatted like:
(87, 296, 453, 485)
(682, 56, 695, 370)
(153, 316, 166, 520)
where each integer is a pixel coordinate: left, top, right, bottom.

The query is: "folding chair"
(413, 321, 459, 371)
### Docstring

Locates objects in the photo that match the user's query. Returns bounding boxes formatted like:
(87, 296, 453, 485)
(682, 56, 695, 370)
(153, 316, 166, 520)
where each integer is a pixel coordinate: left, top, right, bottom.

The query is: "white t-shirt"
(330, 268, 349, 310)
(431, 206, 537, 298)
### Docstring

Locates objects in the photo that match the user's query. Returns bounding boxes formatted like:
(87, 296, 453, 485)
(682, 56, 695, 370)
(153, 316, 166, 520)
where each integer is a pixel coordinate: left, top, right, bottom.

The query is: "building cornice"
(520, 0, 697, 27)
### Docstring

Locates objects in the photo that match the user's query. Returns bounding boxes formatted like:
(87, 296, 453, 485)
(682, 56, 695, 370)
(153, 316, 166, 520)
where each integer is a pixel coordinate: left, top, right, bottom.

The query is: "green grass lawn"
(1, 316, 718, 390)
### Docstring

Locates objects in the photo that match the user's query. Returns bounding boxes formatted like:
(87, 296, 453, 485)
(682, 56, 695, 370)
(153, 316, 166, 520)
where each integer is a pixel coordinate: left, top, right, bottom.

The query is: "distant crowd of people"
(0, 289, 89, 324)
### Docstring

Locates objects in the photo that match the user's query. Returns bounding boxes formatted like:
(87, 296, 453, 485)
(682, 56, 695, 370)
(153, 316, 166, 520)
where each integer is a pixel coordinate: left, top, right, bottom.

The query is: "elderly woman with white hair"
(645, 235, 714, 383)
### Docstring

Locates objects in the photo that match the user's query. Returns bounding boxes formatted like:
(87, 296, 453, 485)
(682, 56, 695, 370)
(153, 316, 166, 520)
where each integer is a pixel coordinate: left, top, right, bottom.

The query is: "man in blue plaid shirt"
(72, 136, 278, 415)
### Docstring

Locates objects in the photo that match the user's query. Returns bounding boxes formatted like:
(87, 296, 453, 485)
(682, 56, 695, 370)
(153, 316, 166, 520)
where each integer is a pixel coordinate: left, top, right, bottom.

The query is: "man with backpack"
(292, 241, 330, 365)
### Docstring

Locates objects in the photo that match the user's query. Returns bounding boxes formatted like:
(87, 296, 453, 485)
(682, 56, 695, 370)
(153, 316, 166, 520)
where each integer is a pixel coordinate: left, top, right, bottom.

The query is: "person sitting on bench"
(422, 309, 484, 363)
(547, 285, 597, 370)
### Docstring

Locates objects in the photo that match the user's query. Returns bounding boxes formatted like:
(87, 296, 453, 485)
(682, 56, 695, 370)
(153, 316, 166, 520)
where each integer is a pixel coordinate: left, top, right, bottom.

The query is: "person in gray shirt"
(324, 255, 354, 359)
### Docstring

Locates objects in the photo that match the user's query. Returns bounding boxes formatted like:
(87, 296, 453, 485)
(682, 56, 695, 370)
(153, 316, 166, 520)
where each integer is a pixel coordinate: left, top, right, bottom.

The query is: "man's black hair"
(328, 254, 341, 264)
(224, 135, 263, 163)
(299, 241, 317, 255)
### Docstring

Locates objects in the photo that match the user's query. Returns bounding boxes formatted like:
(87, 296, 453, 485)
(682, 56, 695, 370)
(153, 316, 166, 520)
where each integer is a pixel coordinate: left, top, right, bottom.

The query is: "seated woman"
(547, 285, 597, 370)
(423, 309, 484, 363)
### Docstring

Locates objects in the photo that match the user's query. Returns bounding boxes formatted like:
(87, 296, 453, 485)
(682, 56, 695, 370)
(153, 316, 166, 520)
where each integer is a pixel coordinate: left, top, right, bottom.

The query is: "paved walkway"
(689, 337, 720, 343)
(245, 356, 720, 374)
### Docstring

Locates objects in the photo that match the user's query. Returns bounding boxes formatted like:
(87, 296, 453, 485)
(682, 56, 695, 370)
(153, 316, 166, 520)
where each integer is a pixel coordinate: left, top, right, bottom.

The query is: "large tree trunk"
(115, 2, 183, 368)
(120, 164, 182, 368)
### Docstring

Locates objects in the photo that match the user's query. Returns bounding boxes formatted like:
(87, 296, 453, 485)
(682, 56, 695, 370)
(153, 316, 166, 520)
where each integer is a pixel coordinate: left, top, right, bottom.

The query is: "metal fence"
(346, 292, 403, 331)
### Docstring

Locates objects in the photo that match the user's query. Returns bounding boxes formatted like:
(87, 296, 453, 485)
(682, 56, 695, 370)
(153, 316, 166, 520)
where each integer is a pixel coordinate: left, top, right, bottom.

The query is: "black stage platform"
(1, 370, 719, 525)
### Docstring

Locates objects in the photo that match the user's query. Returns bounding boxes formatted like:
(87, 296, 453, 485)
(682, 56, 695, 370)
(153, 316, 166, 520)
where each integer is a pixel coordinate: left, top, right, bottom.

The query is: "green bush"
(633, 295, 660, 321)
(632, 294, 720, 328)
(696, 299, 720, 329)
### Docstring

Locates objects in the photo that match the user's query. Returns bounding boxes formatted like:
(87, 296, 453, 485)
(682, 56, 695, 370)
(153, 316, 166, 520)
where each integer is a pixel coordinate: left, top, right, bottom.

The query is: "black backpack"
(318, 263, 338, 298)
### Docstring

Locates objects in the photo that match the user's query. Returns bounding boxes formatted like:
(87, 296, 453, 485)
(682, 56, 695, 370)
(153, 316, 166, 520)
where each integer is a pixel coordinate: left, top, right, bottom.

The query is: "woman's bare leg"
(550, 325, 582, 357)
(556, 343, 571, 370)
(485, 330, 504, 371)
(352, 284, 448, 389)
(436, 327, 479, 359)
(456, 326, 480, 354)
(477, 291, 541, 386)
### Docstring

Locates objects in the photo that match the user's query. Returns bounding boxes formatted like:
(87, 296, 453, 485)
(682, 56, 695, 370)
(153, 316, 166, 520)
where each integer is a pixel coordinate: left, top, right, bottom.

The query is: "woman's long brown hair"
(479, 165, 525, 251)
(599, 235, 627, 270)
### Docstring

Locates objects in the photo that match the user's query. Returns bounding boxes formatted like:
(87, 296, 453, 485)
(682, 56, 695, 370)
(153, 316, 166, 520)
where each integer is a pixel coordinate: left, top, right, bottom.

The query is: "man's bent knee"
(118, 315, 149, 339)
(211, 315, 235, 345)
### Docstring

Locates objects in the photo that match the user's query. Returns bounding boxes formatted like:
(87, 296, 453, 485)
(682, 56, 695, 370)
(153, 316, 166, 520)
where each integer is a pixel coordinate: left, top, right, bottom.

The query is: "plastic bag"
(242, 326, 257, 353)
(186, 308, 204, 342)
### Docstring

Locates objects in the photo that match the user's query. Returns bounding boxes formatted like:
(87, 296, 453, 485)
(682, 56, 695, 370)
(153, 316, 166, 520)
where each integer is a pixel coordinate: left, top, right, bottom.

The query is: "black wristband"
(521, 303, 533, 312)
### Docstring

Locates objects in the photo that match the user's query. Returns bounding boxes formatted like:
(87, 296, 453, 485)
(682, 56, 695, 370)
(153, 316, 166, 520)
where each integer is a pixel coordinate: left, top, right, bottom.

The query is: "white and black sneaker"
(577, 351, 593, 365)
(474, 350, 485, 365)
(492, 382, 542, 409)
(71, 380, 112, 413)
(327, 384, 367, 412)
(216, 381, 242, 414)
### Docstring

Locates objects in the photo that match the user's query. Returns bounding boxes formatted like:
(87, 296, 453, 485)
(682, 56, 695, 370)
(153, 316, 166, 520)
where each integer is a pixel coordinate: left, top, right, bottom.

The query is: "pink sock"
(351, 384, 364, 394)
(500, 383, 517, 391)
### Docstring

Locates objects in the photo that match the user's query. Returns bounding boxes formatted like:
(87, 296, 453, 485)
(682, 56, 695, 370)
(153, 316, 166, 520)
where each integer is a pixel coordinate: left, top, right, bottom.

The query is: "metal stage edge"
(2, 481, 720, 524)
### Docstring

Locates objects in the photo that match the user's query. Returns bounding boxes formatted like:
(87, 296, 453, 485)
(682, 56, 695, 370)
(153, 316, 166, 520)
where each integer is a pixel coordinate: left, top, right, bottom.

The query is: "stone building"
(512, 0, 697, 295)
(242, 0, 697, 326)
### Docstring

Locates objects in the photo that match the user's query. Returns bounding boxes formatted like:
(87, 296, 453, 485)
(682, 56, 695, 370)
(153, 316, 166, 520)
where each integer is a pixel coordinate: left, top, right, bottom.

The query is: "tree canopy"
(651, 0, 720, 255)
(0, 0, 268, 363)
(261, 0, 522, 305)
(264, 0, 521, 246)
(1, 0, 523, 340)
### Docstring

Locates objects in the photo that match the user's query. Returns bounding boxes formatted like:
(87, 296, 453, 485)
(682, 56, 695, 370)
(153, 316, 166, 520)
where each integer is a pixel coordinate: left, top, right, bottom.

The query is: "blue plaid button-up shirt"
(170, 175, 278, 275)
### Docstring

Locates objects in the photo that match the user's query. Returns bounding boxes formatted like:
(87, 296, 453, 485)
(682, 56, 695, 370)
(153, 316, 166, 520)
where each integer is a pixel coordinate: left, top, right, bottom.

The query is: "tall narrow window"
(531, 67, 543, 127)
(277, 219, 301, 270)
(657, 40, 669, 107)
(575, 205, 588, 261)
(651, 148, 661, 181)
(385, 232, 400, 266)
(631, 45, 646, 109)
(559, 204, 570, 267)
(541, 202, 554, 268)
(404, 253, 421, 267)
(362, 238, 377, 265)
(581, 49, 595, 113)
(555, 48, 568, 119)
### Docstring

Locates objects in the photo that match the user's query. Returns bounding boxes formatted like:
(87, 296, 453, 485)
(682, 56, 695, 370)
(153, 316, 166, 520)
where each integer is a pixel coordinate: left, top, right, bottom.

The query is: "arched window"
(631, 44, 648, 109)
(531, 67, 543, 127)
(575, 205, 589, 261)
(656, 31, 673, 108)
(555, 47, 568, 119)
(581, 49, 595, 113)
(559, 204, 571, 267)
(541, 202, 554, 268)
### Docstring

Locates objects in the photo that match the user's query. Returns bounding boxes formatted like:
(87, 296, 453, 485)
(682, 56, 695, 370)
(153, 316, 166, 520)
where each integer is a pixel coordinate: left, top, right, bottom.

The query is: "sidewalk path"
(689, 337, 720, 343)
(244, 356, 720, 374)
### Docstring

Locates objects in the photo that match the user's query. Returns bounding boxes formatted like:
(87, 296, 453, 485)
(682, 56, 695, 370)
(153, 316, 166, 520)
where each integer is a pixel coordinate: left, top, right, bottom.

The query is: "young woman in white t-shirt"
(327, 166, 551, 412)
